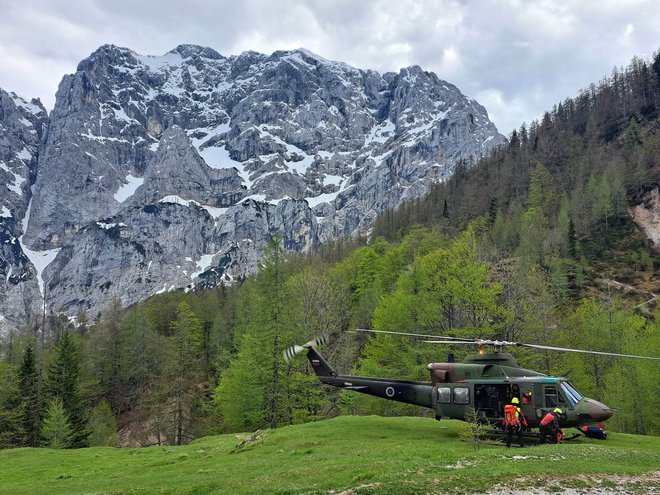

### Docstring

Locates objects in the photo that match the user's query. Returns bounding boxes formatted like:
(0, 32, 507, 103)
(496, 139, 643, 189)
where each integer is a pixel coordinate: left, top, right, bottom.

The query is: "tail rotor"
(283, 335, 328, 363)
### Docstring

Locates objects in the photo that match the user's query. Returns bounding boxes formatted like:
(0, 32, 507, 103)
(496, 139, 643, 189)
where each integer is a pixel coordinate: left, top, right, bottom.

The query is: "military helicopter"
(284, 329, 660, 436)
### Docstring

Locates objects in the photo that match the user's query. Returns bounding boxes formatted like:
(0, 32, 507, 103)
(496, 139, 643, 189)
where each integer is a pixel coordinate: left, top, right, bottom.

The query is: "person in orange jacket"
(540, 408, 564, 443)
(503, 397, 528, 447)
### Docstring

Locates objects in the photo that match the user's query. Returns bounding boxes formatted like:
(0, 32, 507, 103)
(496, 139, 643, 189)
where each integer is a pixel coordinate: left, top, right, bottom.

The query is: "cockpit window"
(561, 381, 583, 406)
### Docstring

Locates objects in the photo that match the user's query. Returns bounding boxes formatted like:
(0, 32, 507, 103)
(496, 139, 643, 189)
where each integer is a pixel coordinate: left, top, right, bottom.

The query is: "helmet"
(511, 397, 520, 404)
(554, 408, 563, 414)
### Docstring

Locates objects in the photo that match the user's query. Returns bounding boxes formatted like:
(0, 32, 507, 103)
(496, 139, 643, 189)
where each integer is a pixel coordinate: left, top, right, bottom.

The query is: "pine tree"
(45, 331, 87, 447)
(214, 332, 268, 432)
(0, 361, 24, 448)
(259, 237, 290, 429)
(214, 237, 293, 432)
(87, 400, 118, 447)
(18, 344, 41, 446)
(168, 301, 203, 445)
(41, 397, 74, 449)
(90, 298, 124, 412)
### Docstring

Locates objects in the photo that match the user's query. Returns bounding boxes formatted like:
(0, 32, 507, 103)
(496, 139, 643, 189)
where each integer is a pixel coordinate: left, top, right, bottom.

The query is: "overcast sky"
(1, 0, 659, 134)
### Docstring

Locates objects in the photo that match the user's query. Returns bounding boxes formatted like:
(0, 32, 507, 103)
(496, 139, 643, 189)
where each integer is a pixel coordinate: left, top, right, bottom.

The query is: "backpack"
(503, 404, 520, 426)
(540, 412, 555, 426)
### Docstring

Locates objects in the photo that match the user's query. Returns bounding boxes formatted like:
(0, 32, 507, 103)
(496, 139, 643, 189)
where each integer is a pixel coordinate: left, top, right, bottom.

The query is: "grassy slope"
(1, 416, 659, 495)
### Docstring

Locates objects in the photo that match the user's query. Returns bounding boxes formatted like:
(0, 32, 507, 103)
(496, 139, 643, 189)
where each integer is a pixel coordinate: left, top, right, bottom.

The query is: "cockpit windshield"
(561, 381, 583, 406)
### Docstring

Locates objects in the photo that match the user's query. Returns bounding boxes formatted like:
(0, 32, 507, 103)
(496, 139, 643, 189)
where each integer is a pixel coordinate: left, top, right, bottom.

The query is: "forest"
(1, 50, 660, 449)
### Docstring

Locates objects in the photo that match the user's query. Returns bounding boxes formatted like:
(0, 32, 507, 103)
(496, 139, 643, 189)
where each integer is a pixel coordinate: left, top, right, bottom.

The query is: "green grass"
(1, 416, 659, 494)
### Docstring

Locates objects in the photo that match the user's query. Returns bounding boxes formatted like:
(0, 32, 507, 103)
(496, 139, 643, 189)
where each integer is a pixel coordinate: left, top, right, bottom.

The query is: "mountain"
(0, 44, 504, 330)
(0, 89, 48, 330)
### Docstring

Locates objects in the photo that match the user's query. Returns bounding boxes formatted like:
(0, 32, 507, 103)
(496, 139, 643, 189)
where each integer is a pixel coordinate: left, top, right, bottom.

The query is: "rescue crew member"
(580, 422, 607, 440)
(540, 407, 564, 443)
(503, 397, 528, 448)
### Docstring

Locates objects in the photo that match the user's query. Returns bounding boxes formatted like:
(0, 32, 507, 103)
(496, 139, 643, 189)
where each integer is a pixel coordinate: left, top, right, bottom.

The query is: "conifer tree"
(46, 331, 87, 447)
(18, 344, 41, 446)
(94, 298, 124, 411)
(87, 400, 118, 447)
(41, 397, 74, 449)
(214, 237, 292, 431)
(168, 301, 203, 445)
(214, 332, 268, 432)
(259, 237, 290, 429)
(0, 361, 24, 448)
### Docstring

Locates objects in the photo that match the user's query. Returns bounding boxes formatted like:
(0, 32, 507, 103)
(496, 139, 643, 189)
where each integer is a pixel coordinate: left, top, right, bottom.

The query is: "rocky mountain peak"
(0, 45, 505, 331)
(168, 44, 223, 60)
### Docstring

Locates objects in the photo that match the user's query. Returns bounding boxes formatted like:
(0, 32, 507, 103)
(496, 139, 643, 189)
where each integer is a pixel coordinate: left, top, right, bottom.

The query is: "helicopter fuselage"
(308, 348, 613, 428)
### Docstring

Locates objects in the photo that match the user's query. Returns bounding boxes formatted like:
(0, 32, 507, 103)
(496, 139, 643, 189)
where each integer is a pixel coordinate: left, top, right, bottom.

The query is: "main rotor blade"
(424, 338, 517, 346)
(423, 340, 485, 345)
(355, 328, 474, 342)
(518, 342, 660, 361)
(357, 328, 660, 361)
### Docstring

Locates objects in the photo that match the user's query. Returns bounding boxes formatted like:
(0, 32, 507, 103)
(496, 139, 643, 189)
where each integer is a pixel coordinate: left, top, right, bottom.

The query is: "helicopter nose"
(586, 399, 613, 422)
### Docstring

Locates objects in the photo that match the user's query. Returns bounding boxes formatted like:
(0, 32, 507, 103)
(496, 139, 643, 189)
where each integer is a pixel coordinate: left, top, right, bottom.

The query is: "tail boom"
(306, 347, 432, 408)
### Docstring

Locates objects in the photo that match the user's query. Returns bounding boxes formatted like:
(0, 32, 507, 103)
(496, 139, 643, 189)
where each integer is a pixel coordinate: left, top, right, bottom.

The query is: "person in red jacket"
(503, 397, 528, 447)
(540, 408, 564, 443)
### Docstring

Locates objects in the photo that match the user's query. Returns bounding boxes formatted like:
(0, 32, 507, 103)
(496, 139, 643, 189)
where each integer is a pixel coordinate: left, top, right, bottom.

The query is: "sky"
(1, 0, 659, 135)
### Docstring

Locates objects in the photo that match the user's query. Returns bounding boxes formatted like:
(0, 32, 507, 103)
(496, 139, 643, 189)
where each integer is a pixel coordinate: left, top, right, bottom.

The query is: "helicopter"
(284, 329, 660, 438)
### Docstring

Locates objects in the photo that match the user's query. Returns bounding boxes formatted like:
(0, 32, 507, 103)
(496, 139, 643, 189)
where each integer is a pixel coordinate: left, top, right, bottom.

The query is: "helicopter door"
(474, 384, 508, 420)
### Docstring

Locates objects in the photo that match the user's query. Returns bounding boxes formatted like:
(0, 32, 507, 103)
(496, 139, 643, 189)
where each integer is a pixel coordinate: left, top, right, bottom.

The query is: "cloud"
(0, 0, 659, 133)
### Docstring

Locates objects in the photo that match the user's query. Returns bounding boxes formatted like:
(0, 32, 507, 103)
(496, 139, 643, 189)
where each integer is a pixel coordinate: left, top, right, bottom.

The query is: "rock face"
(631, 185, 660, 248)
(1, 44, 505, 331)
(0, 89, 48, 331)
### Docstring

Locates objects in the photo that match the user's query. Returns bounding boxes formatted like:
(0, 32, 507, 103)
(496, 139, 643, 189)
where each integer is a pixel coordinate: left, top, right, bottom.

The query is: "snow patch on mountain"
(115, 174, 145, 202)
(159, 195, 228, 219)
(19, 200, 60, 302)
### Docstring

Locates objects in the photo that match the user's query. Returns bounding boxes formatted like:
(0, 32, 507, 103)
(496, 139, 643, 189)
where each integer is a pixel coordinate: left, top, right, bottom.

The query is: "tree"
(18, 344, 41, 446)
(459, 407, 488, 449)
(259, 237, 289, 429)
(41, 397, 74, 449)
(414, 228, 506, 336)
(45, 331, 87, 447)
(167, 301, 203, 445)
(350, 228, 508, 414)
(283, 269, 350, 423)
(518, 164, 557, 268)
(0, 361, 24, 448)
(116, 308, 168, 445)
(602, 308, 657, 435)
(214, 332, 268, 432)
(91, 298, 124, 411)
(527, 164, 556, 214)
(87, 400, 118, 447)
(214, 237, 292, 432)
